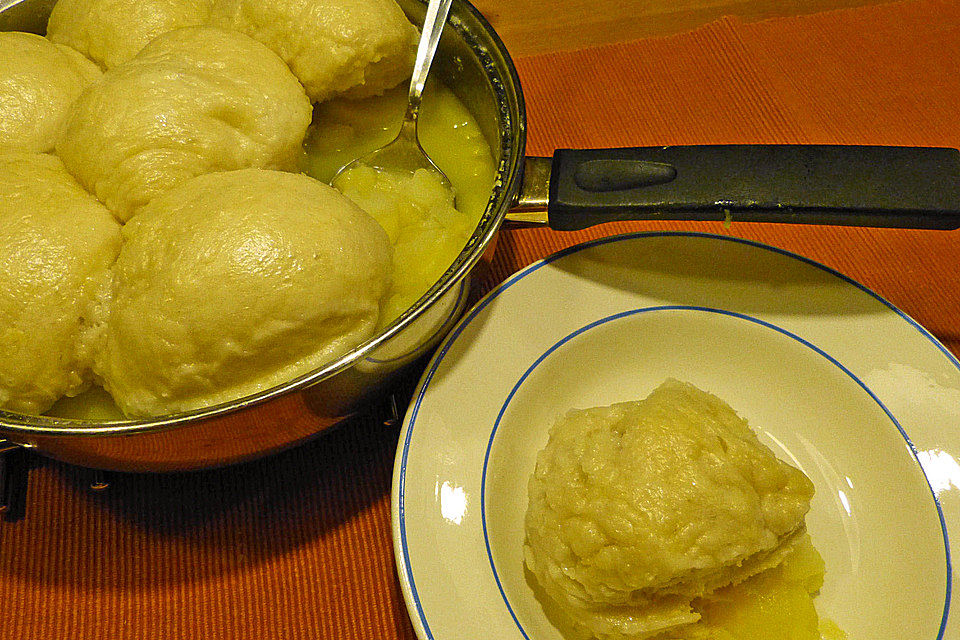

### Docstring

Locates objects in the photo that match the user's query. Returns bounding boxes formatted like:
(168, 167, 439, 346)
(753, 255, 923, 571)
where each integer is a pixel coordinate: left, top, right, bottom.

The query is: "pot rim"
(0, 0, 528, 438)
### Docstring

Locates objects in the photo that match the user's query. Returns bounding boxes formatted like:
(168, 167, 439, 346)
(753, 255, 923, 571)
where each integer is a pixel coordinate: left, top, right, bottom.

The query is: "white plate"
(391, 232, 960, 640)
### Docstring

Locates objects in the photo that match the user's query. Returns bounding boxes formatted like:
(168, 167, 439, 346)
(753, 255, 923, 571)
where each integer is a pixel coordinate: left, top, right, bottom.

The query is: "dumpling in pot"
(0, 32, 101, 153)
(94, 169, 392, 418)
(56, 26, 311, 222)
(209, 0, 417, 103)
(0, 153, 121, 415)
(46, 0, 214, 69)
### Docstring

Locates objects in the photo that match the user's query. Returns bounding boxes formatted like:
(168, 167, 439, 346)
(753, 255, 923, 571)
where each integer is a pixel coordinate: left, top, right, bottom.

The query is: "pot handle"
(507, 145, 960, 230)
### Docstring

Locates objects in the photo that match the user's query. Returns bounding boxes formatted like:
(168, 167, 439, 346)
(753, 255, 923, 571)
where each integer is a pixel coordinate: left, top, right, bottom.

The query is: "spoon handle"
(532, 144, 960, 230)
(407, 0, 455, 120)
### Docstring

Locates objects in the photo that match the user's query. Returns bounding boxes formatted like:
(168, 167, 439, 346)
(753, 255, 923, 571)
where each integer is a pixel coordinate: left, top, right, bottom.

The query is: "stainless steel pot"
(2, 0, 959, 473)
(0, 0, 527, 471)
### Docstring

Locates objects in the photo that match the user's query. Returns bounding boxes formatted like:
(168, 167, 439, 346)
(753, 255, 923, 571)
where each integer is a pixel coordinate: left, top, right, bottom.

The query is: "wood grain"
(472, 0, 896, 55)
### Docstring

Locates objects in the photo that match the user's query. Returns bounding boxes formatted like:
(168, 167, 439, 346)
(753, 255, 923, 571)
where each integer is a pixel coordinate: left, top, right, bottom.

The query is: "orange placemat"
(2, 2, 958, 639)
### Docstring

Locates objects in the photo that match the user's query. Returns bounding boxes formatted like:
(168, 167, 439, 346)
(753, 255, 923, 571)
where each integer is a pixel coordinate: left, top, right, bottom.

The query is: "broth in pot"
(0, 0, 526, 471)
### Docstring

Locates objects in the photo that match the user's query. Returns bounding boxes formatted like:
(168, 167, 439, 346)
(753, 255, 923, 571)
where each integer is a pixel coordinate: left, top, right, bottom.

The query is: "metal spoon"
(332, 0, 455, 194)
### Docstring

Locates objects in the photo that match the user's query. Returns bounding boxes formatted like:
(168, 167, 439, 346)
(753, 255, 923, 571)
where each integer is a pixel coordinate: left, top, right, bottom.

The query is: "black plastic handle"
(547, 145, 960, 230)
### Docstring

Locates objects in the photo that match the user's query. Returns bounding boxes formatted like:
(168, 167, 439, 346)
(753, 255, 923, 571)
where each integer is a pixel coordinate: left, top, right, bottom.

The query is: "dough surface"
(0, 32, 101, 153)
(94, 169, 392, 417)
(0, 153, 122, 415)
(523, 379, 815, 640)
(46, 0, 214, 69)
(56, 25, 311, 222)
(210, 0, 417, 102)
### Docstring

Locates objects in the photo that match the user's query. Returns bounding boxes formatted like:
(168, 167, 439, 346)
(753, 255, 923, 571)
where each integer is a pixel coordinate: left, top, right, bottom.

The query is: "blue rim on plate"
(395, 231, 960, 640)
(480, 305, 951, 640)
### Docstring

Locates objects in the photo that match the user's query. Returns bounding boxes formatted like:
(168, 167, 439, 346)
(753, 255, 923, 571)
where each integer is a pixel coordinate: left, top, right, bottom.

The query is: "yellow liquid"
(48, 385, 123, 420)
(303, 80, 496, 322)
(303, 80, 495, 221)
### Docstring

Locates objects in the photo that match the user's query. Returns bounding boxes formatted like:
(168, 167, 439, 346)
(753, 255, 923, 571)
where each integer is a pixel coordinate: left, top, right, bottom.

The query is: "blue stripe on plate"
(397, 231, 958, 640)
(480, 305, 950, 640)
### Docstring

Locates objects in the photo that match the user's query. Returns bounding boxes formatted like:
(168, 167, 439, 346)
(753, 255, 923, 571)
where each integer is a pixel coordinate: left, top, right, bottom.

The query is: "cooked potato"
(334, 165, 474, 324)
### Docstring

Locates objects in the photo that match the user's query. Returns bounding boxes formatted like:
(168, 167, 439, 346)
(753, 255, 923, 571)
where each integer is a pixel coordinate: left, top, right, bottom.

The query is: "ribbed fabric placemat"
(480, 0, 960, 356)
(2, 2, 957, 639)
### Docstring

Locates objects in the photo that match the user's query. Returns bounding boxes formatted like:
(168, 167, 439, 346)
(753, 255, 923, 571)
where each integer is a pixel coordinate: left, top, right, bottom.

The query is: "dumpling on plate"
(0, 153, 122, 415)
(56, 26, 311, 222)
(209, 0, 417, 103)
(46, 0, 214, 69)
(93, 169, 392, 418)
(0, 32, 101, 153)
(523, 379, 816, 639)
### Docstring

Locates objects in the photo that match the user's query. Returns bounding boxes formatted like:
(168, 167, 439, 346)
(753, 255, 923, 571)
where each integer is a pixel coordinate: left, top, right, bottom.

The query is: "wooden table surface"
(472, 0, 895, 55)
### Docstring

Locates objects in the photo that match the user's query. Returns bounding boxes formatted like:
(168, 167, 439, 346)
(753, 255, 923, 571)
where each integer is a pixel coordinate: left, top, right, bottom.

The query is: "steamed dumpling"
(0, 153, 122, 415)
(210, 0, 417, 102)
(523, 379, 816, 639)
(0, 32, 101, 153)
(94, 169, 392, 417)
(56, 26, 311, 222)
(46, 0, 214, 69)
